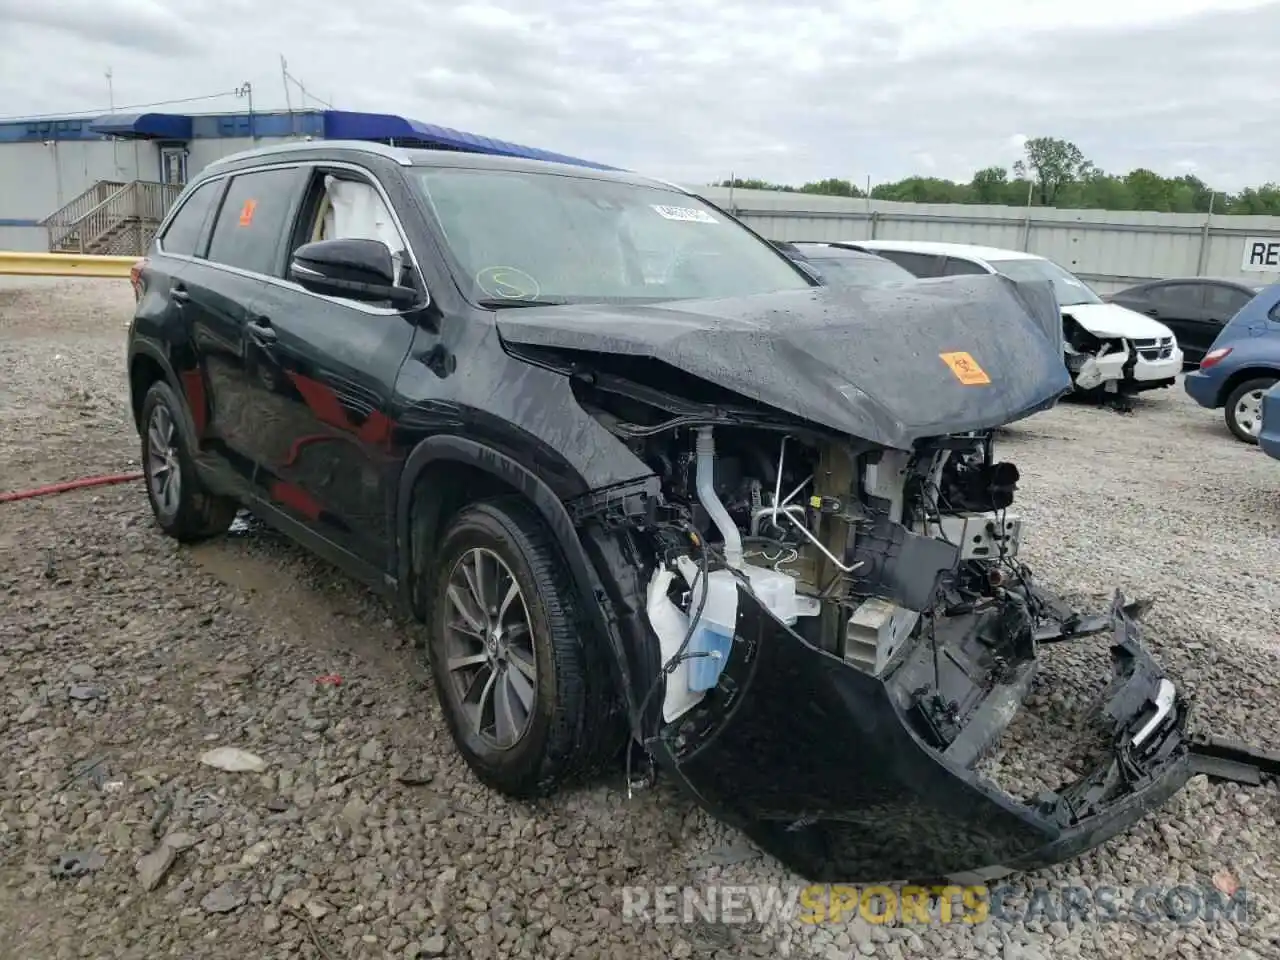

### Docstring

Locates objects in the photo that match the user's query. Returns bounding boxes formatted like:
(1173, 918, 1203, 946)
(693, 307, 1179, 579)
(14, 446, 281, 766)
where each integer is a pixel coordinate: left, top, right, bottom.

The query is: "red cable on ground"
(0, 471, 144, 504)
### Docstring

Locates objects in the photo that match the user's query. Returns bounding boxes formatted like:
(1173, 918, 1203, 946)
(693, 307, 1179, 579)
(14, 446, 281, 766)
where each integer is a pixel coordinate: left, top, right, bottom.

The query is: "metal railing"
(42, 180, 184, 256)
(0, 251, 138, 278)
(42, 180, 128, 246)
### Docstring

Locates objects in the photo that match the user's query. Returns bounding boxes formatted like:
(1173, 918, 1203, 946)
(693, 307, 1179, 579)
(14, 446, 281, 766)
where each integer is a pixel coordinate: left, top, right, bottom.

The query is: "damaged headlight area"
(568, 364, 1191, 884)
(1063, 315, 1129, 392)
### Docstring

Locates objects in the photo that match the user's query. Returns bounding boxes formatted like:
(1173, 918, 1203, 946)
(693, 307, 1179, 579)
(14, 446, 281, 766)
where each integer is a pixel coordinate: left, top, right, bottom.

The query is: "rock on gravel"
(1, 278, 1278, 959)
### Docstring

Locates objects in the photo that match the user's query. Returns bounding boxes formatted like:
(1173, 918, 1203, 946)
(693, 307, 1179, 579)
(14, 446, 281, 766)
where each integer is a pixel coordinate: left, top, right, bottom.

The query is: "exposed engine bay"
(632, 421, 1034, 737)
(566, 362, 1190, 883)
(1063, 315, 1129, 394)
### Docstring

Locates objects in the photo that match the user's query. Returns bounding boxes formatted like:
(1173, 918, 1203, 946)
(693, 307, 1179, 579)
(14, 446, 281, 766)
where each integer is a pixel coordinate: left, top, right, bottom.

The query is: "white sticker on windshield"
(651, 204, 717, 223)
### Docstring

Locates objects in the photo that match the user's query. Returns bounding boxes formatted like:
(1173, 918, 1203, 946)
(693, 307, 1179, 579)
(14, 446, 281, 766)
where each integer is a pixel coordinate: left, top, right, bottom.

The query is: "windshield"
(410, 167, 811, 305)
(985, 258, 1102, 306)
(807, 255, 915, 287)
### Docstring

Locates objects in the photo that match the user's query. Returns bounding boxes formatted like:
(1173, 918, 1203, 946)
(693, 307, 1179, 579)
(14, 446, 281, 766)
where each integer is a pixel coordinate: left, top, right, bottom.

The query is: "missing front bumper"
(654, 589, 1190, 883)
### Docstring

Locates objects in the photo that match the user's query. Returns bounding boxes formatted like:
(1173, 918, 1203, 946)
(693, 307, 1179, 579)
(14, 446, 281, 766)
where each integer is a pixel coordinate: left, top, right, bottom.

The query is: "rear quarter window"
(876, 250, 944, 278)
(158, 180, 221, 257)
(205, 168, 302, 275)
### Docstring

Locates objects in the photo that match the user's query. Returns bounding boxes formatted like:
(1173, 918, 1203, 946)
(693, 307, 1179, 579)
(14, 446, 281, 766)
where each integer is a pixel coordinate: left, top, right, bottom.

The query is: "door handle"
(247, 317, 277, 345)
(171, 285, 190, 304)
(1144, 308, 1159, 317)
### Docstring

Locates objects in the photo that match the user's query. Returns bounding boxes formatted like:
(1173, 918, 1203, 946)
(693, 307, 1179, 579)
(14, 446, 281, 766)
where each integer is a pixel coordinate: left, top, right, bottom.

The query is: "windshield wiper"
(476, 298, 565, 309)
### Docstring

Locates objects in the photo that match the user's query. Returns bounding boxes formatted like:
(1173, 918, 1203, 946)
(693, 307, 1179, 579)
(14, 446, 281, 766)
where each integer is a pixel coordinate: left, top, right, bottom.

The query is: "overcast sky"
(0, 0, 1275, 190)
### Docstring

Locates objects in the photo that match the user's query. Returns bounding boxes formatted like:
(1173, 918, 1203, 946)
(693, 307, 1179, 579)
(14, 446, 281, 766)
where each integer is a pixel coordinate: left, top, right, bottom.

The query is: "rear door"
(242, 165, 421, 573)
(1199, 283, 1257, 359)
(185, 165, 307, 492)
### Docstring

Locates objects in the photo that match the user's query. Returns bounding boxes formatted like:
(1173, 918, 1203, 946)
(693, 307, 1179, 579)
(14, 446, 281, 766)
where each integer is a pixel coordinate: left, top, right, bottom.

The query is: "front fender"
(394, 435, 646, 733)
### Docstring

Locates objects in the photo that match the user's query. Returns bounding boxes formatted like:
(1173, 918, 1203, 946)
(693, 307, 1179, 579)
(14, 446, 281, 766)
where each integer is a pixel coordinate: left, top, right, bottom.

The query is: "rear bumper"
(1259, 387, 1280, 460)
(1183, 370, 1220, 408)
(657, 590, 1190, 883)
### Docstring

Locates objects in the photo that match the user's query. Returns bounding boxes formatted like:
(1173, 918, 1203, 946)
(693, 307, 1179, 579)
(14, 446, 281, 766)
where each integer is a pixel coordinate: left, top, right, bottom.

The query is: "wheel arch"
(128, 342, 203, 446)
(1217, 366, 1280, 406)
(395, 436, 629, 690)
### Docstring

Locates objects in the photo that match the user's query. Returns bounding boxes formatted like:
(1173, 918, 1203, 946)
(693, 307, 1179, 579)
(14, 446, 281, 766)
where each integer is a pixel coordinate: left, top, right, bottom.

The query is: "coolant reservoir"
(740, 564, 799, 626)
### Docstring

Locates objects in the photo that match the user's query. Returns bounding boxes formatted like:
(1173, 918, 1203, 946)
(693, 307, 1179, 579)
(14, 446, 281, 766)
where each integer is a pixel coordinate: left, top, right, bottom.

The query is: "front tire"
(1224, 377, 1277, 444)
(424, 497, 623, 798)
(139, 381, 238, 542)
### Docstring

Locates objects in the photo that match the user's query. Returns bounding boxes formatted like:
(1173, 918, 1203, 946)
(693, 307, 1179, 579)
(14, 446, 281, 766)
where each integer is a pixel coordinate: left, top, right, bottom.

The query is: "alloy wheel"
(146, 403, 181, 517)
(443, 547, 538, 750)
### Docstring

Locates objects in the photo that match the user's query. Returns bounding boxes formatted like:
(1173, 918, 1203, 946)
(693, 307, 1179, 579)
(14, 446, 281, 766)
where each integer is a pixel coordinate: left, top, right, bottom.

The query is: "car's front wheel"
(424, 497, 623, 798)
(1224, 377, 1277, 444)
(139, 381, 238, 541)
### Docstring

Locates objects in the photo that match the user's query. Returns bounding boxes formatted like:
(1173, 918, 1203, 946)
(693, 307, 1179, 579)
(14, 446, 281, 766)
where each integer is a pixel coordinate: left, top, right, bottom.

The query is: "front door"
(160, 147, 189, 186)
(1145, 282, 1204, 357)
(240, 167, 421, 572)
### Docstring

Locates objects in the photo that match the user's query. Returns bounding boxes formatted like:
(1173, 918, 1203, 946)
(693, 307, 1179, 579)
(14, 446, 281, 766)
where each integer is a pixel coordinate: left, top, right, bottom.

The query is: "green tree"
(716, 177, 795, 192)
(970, 166, 1009, 204)
(1013, 137, 1092, 206)
(799, 178, 863, 198)
(721, 147, 1274, 215)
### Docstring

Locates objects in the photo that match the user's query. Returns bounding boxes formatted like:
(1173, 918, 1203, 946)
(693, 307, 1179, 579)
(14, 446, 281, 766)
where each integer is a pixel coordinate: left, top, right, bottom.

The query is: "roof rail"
(207, 139, 415, 168)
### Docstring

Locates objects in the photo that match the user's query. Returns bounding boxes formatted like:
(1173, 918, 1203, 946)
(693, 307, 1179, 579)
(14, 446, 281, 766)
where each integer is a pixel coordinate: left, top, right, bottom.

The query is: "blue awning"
(88, 113, 193, 140)
(321, 110, 616, 170)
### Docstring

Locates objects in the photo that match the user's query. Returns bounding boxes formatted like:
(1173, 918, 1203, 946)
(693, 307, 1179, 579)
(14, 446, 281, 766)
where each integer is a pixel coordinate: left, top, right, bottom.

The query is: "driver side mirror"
(289, 238, 420, 308)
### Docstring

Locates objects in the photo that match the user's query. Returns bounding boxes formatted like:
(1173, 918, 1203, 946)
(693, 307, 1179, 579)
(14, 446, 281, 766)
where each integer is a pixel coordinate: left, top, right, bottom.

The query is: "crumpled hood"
(496, 275, 1072, 450)
(1064, 302, 1175, 340)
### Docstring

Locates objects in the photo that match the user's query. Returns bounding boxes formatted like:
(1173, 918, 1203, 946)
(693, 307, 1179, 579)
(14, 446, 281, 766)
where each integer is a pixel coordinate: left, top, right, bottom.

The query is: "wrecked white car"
(850, 240, 1184, 400)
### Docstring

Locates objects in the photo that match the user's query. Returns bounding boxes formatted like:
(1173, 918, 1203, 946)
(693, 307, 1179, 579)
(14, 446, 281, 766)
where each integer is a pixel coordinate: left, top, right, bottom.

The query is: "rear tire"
(139, 381, 238, 542)
(424, 496, 624, 798)
(1224, 377, 1277, 444)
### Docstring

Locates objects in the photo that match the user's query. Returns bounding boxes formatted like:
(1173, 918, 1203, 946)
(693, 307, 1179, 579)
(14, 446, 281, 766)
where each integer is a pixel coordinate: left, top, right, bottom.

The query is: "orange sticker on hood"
(939, 351, 990, 385)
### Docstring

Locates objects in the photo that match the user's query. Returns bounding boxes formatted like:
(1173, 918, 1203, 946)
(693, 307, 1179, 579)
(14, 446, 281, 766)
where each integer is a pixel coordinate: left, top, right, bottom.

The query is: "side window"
(158, 180, 220, 257)
(877, 251, 943, 277)
(1150, 283, 1203, 311)
(292, 171, 409, 284)
(941, 257, 988, 276)
(1204, 284, 1252, 318)
(205, 168, 301, 275)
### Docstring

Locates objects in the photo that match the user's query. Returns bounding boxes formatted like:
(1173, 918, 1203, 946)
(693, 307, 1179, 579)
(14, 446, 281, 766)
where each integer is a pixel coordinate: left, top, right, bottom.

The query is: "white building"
(0, 108, 613, 254)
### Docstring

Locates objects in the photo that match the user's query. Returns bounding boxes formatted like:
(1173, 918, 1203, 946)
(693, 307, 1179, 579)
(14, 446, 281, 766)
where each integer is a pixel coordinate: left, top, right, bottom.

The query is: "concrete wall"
(695, 186, 1280, 294)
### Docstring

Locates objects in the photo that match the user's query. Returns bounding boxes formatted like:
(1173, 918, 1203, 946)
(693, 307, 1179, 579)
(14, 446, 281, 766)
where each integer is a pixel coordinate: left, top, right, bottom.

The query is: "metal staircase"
(42, 180, 184, 257)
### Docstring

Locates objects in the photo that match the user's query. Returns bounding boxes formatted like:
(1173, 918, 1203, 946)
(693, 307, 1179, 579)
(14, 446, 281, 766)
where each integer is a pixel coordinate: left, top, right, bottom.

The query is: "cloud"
(0, 0, 1276, 190)
(0, 0, 199, 56)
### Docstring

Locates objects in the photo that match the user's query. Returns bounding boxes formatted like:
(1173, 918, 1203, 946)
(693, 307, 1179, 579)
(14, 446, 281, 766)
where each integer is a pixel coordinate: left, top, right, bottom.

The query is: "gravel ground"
(1, 277, 1278, 960)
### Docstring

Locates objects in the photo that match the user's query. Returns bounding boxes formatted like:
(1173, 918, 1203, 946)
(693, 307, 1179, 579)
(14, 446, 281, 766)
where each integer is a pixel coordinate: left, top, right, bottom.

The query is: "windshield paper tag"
(651, 204, 717, 223)
(940, 351, 991, 386)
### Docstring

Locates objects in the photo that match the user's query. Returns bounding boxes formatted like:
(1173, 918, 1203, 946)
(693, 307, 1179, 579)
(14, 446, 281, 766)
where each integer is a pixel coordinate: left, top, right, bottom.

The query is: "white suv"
(849, 240, 1183, 395)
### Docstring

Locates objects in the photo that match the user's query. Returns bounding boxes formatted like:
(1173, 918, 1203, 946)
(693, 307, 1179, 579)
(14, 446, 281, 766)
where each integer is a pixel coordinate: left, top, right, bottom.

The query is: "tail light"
(1200, 347, 1232, 370)
(130, 258, 147, 302)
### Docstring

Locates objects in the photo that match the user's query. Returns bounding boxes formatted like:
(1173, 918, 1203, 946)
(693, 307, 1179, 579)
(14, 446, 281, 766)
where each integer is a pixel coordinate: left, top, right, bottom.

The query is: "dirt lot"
(1, 277, 1278, 960)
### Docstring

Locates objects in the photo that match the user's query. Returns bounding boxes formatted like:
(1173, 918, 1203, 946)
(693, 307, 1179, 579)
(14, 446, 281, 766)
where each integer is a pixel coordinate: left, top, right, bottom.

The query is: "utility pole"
(281, 55, 295, 136)
(235, 81, 255, 140)
(106, 67, 119, 172)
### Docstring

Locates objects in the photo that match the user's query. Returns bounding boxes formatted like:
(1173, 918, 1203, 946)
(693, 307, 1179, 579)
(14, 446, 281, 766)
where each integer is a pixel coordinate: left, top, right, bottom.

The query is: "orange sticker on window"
(238, 199, 257, 226)
(939, 351, 991, 385)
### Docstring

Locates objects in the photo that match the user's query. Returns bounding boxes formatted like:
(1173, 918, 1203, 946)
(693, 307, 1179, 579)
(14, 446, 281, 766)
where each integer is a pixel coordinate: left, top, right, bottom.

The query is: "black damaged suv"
(128, 141, 1190, 883)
